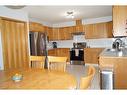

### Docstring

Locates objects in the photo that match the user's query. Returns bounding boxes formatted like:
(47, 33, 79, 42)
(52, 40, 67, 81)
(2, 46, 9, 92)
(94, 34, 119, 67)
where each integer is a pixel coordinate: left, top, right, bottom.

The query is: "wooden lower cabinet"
(48, 48, 104, 64)
(99, 56, 127, 89)
(48, 48, 70, 62)
(84, 48, 104, 64)
(48, 49, 57, 56)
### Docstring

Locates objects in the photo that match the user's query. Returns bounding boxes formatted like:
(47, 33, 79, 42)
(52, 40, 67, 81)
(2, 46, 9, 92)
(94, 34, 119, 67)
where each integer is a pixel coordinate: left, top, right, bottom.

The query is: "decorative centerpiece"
(12, 73, 23, 82)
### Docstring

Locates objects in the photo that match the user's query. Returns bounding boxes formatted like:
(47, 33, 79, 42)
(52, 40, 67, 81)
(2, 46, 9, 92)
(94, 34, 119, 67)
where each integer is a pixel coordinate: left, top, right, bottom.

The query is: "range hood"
(71, 32, 85, 35)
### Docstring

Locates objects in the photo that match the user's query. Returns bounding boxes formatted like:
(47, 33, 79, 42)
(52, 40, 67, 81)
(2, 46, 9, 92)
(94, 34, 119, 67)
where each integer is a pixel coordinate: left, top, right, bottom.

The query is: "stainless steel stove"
(70, 42, 86, 65)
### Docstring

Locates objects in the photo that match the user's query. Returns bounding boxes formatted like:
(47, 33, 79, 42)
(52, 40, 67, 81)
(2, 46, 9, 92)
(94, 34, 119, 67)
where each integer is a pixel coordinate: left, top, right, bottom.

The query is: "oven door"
(70, 48, 84, 65)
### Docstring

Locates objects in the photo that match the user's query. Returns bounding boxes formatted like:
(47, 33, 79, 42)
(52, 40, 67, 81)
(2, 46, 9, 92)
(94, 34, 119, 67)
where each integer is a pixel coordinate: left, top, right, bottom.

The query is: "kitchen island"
(99, 48, 127, 89)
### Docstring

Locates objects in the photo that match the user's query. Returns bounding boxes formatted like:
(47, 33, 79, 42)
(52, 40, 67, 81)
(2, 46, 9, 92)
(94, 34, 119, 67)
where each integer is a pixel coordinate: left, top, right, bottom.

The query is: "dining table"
(0, 68, 77, 89)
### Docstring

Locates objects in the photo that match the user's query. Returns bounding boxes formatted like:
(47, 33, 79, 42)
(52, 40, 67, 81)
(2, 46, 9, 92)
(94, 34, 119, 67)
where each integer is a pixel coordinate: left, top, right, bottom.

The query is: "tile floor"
(66, 64, 100, 89)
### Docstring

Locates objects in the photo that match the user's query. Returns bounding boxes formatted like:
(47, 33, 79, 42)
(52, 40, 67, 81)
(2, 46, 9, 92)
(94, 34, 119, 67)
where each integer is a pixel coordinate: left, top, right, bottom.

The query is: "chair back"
(47, 56, 67, 72)
(30, 56, 45, 69)
(80, 66, 96, 89)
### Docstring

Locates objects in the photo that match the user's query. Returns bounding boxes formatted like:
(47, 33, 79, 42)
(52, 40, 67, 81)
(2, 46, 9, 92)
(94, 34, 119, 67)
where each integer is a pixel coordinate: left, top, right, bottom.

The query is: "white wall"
(0, 6, 29, 70)
(0, 6, 28, 22)
(29, 18, 76, 28)
(29, 17, 53, 27)
(0, 32, 4, 70)
(82, 16, 112, 25)
(49, 38, 114, 49)
(52, 21, 76, 27)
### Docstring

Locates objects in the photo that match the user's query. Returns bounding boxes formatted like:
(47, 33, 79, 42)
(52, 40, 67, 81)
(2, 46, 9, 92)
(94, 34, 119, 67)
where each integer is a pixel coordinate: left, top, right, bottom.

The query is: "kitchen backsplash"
(47, 37, 127, 49)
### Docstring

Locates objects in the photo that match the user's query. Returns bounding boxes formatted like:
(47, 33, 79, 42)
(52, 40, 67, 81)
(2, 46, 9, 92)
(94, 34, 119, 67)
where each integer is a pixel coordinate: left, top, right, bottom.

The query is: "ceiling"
(21, 6, 112, 24)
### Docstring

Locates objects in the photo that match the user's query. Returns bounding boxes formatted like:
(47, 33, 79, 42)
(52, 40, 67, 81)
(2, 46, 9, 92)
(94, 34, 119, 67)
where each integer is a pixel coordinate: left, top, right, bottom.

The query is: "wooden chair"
(30, 56, 45, 69)
(47, 56, 67, 72)
(80, 66, 96, 89)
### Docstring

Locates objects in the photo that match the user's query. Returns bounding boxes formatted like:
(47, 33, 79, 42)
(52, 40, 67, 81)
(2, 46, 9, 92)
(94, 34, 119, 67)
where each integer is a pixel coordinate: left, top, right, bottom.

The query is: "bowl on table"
(12, 73, 23, 82)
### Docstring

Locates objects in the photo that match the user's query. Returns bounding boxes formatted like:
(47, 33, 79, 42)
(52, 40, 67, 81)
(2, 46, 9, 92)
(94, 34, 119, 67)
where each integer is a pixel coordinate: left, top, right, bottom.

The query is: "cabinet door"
(113, 6, 127, 36)
(106, 21, 113, 38)
(75, 25, 84, 32)
(1, 19, 29, 70)
(64, 27, 71, 40)
(84, 24, 94, 39)
(52, 28, 59, 40)
(84, 48, 104, 64)
(46, 27, 53, 41)
(56, 48, 70, 62)
(85, 22, 113, 39)
(29, 22, 44, 32)
(59, 28, 65, 40)
(48, 49, 57, 56)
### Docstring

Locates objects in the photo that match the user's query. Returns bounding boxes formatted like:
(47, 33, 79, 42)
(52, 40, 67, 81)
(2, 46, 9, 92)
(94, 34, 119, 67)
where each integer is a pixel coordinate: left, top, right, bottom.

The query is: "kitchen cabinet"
(29, 22, 44, 32)
(59, 28, 65, 40)
(52, 28, 59, 40)
(63, 27, 72, 40)
(48, 49, 57, 56)
(44, 26, 53, 41)
(48, 48, 70, 62)
(1, 17, 29, 70)
(84, 48, 104, 64)
(84, 21, 113, 39)
(99, 49, 127, 89)
(106, 21, 113, 37)
(113, 6, 127, 36)
(55, 27, 73, 40)
(76, 20, 82, 25)
(75, 25, 84, 32)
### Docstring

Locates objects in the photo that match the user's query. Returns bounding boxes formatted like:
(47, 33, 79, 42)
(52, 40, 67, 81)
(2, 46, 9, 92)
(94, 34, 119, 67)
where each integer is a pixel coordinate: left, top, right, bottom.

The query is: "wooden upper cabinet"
(56, 27, 73, 40)
(63, 27, 71, 40)
(84, 24, 94, 39)
(59, 28, 65, 40)
(93, 22, 107, 38)
(76, 20, 82, 26)
(113, 6, 127, 36)
(45, 26, 53, 41)
(85, 22, 113, 39)
(29, 22, 44, 32)
(106, 21, 113, 37)
(75, 25, 84, 32)
(52, 28, 59, 40)
(75, 20, 84, 32)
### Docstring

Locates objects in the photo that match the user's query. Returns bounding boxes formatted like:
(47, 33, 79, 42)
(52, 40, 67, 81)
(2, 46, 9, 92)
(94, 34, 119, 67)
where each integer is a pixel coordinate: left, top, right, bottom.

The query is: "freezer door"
(29, 32, 47, 56)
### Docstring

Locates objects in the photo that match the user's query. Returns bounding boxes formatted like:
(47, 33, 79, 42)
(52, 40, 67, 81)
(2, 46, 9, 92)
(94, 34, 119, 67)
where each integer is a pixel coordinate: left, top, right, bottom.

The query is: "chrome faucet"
(112, 38, 124, 51)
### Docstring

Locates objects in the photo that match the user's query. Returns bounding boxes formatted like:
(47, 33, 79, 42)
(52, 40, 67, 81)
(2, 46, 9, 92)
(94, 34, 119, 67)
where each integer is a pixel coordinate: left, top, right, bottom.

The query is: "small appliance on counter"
(52, 42, 57, 48)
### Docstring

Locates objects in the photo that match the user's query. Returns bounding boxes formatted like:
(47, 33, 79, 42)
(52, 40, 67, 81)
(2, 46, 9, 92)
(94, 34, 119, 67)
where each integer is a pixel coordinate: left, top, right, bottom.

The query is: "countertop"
(100, 48, 127, 57)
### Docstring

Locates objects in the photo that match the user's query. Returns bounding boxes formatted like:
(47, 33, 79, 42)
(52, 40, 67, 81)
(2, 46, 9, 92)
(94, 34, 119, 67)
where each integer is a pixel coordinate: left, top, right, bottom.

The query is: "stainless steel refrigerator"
(29, 32, 48, 68)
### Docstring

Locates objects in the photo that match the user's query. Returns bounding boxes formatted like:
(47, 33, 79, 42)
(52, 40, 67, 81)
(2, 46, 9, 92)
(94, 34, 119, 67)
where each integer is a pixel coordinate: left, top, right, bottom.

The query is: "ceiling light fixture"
(5, 5, 26, 9)
(66, 10, 75, 19)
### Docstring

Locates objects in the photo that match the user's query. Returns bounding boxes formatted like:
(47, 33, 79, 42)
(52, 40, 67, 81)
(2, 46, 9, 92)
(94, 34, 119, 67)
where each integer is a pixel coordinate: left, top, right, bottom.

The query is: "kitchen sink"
(106, 48, 116, 52)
